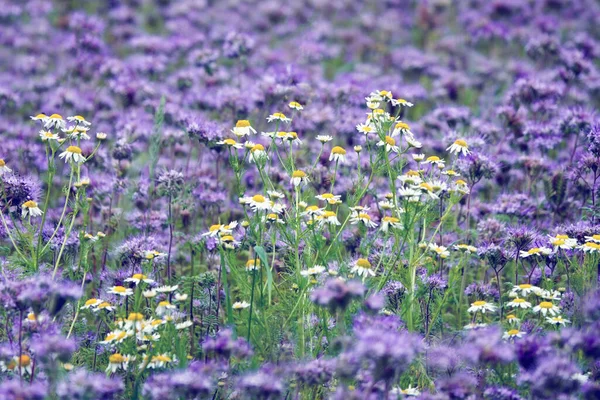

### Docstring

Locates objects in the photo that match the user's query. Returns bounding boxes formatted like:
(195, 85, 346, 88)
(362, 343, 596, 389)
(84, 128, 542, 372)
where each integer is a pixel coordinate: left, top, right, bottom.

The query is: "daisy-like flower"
(106, 353, 130, 373)
(301, 265, 326, 277)
(428, 243, 450, 258)
(396, 385, 419, 397)
(404, 132, 422, 148)
(354, 145, 362, 153)
(381, 216, 402, 232)
(39, 130, 60, 141)
(63, 125, 90, 140)
(506, 314, 520, 324)
(549, 234, 578, 250)
(156, 285, 179, 293)
(453, 179, 470, 195)
(265, 213, 284, 224)
(217, 138, 244, 149)
(584, 234, 600, 243)
(219, 235, 240, 249)
(468, 300, 497, 314)
(30, 113, 48, 123)
(0, 159, 11, 176)
(81, 298, 103, 310)
(446, 139, 470, 156)
(67, 115, 91, 126)
(510, 284, 540, 297)
(442, 169, 460, 177)
(143, 290, 157, 298)
(377, 136, 400, 153)
(231, 120, 257, 137)
(174, 293, 188, 302)
(108, 286, 133, 297)
(245, 259, 261, 272)
(546, 315, 570, 326)
(418, 182, 439, 199)
(356, 123, 375, 135)
(391, 98, 414, 107)
(233, 301, 250, 310)
(533, 301, 560, 316)
(320, 210, 340, 226)
(95, 302, 115, 312)
(96, 132, 107, 140)
(398, 170, 423, 186)
(538, 289, 562, 301)
(412, 154, 425, 162)
(453, 244, 478, 254)
(249, 144, 268, 163)
(14, 355, 33, 375)
(329, 146, 347, 163)
(59, 145, 86, 164)
(243, 194, 273, 211)
(125, 274, 154, 285)
(44, 113, 67, 130)
(302, 205, 324, 218)
(520, 247, 552, 258)
(285, 131, 302, 145)
(423, 156, 445, 168)
(392, 121, 412, 137)
(147, 354, 175, 369)
(503, 329, 525, 340)
(288, 101, 303, 110)
(316, 135, 333, 143)
(350, 212, 378, 228)
(578, 242, 600, 253)
(464, 323, 488, 330)
(267, 112, 291, 123)
(21, 200, 43, 218)
(507, 298, 532, 309)
(351, 258, 376, 278)
(290, 170, 310, 187)
(100, 330, 130, 344)
(156, 301, 176, 316)
(315, 193, 341, 204)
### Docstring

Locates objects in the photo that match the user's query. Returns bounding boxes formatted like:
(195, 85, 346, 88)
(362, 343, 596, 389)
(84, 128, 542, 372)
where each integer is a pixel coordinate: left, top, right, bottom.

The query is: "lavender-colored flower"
(236, 366, 283, 400)
(310, 278, 365, 314)
(57, 370, 124, 399)
(202, 329, 252, 360)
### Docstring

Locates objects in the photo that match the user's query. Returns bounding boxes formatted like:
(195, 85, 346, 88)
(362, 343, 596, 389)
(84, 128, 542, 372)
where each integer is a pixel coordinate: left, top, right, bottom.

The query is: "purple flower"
(310, 278, 365, 313)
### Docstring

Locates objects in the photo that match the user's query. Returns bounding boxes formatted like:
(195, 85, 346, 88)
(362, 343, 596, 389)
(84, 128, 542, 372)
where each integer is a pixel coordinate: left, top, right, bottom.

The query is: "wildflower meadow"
(1, 1, 600, 399)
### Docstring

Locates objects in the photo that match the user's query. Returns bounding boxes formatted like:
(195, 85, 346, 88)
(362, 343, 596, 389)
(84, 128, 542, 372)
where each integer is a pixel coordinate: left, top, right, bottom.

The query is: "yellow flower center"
(113, 286, 127, 293)
(252, 194, 266, 203)
(472, 301, 487, 307)
(109, 354, 125, 363)
(323, 211, 336, 218)
(384, 136, 395, 146)
(128, 313, 144, 321)
(513, 298, 526, 303)
(556, 234, 569, 239)
(407, 170, 420, 176)
(593, 235, 600, 241)
(49, 114, 63, 119)
(66, 146, 82, 154)
(272, 112, 287, 118)
(209, 224, 222, 232)
(358, 213, 371, 220)
(0, 159, 5, 167)
(221, 235, 234, 242)
(420, 183, 433, 191)
(152, 355, 172, 362)
(246, 259, 260, 267)
(267, 213, 278, 220)
(251, 144, 265, 152)
(507, 329, 520, 336)
(158, 301, 171, 307)
(356, 258, 371, 268)
(23, 200, 38, 208)
(84, 298, 98, 306)
(331, 146, 346, 155)
(427, 156, 440, 162)
(19, 355, 31, 366)
(395, 122, 409, 130)
(236, 120, 250, 128)
(292, 170, 306, 178)
(519, 284, 532, 289)
(132, 274, 147, 280)
(539, 302, 554, 309)
(223, 139, 237, 146)
(506, 314, 516, 319)
(454, 139, 468, 147)
(98, 302, 111, 309)
(383, 216, 399, 223)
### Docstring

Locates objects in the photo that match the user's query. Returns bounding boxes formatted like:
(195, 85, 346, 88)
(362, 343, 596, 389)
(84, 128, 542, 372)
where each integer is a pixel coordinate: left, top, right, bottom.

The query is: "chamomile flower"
(106, 354, 131, 373)
(81, 298, 103, 310)
(174, 293, 188, 302)
(232, 120, 257, 137)
(0, 159, 11, 176)
(418, 182, 439, 199)
(549, 234, 578, 249)
(398, 170, 423, 186)
(533, 301, 560, 316)
(423, 156, 445, 168)
(315, 193, 341, 204)
(519, 247, 552, 258)
(320, 210, 340, 226)
(302, 205, 324, 218)
(67, 115, 91, 126)
(351, 258, 376, 278)
(233, 301, 250, 310)
(404, 132, 422, 148)
(176, 321, 193, 330)
(354, 145, 362, 153)
(249, 144, 268, 163)
(96, 132, 107, 140)
(356, 123, 375, 135)
(125, 274, 154, 285)
(578, 242, 600, 253)
(584, 234, 600, 243)
(202, 222, 237, 237)
(453, 244, 478, 254)
(245, 259, 261, 272)
(100, 330, 130, 344)
(39, 130, 60, 141)
(143, 290, 157, 298)
(244, 194, 273, 211)
(391, 98, 414, 107)
(95, 302, 115, 312)
(468, 300, 497, 314)
(412, 154, 425, 161)
(446, 139, 470, 156)
(285, 131, 302, 145)
(506, 314, 520, 324)
(21, 200, 43, 218)
(14, 355, 33, 375)
(301, 265, 326, 277)
(59, 145, 86, 164)
(108, 286, 133, 296)
(503, 329, 525, 340)
(377, 136, 400, 153)
(44, 113, 66, 130)
(217, 138, 244, 149)
(510, 284, 540, 297)
(288, 101, 303, 110)
(147, 354, 176, 369)
(381, 216, 402, 232)
(442, 169, 460, 177)
(265, 213, 284, 224)
(428, 243, 450, 258)
(392, 121, 412, 137)
(156, 301, 176, 316)
(155, 285, 179, 293)
(350, 212, 378, 228)
(219, 235, 240, 249)
(464, 323, 488, 330)
(267, 112, 291, 123)
(507, 298, 532, 309)
(546, 316, 570, 326)
(316, 135, 333, 143)
(63, 125, 90, 140)
(329, 146, 347, 162)
(30, 113, 48, 123)
(290, 170, 310, 187)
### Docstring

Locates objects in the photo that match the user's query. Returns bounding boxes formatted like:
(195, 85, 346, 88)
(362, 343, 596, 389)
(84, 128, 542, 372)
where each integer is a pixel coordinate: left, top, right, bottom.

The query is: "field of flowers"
(1, 0, 600, 399)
